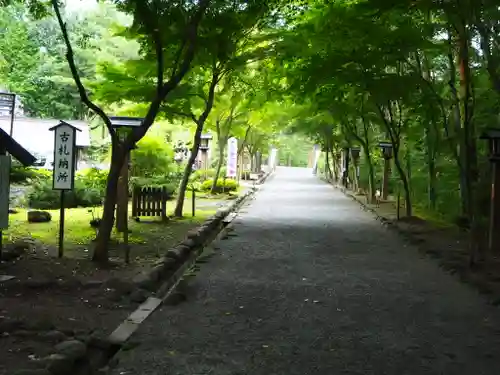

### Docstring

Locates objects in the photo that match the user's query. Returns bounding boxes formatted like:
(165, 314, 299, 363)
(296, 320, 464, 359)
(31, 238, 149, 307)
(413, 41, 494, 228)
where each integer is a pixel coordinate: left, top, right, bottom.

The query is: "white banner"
(268, 147, 277, 170)
(226, 137, 238, 177)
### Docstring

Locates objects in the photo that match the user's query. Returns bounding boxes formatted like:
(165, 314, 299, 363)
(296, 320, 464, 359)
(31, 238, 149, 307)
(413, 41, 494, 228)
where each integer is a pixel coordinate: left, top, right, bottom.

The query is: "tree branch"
(163, 107, 197, 122)
(129, 0, 211, 146)
(153, 28, 164, 96)
(51, 0, 115, 138)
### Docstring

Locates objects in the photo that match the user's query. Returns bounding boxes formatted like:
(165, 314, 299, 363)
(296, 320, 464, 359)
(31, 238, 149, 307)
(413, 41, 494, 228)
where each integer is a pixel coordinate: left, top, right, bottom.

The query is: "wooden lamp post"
(379, 142, 393, 200)
(342, 147, 350, 188)
(350, 146, 361, 192)
(480, 129, 500, 252)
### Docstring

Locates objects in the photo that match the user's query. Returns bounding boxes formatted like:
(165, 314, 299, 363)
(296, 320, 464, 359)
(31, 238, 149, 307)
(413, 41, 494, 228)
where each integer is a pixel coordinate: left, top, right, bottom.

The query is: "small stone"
(129, 289, 149, 303)
(81, 280, 105, 289)
(150, 264, 166, 281)
(185, 229, 199, 239)
(0, 318, 25, 333)
(132, 273, 155, 290)
(54, 339, 87, 361)
(182, 238, 197, 248)
(43, 353, 73, 375)
(104, 278, 133, 295)
(8, 208, 19, 214)
(176, 244, 192, 256)
(27, 210, 52, 223)
(13, 329, 37, 337)
(166, 248, 184, 260)
(38, 330, 66, 343)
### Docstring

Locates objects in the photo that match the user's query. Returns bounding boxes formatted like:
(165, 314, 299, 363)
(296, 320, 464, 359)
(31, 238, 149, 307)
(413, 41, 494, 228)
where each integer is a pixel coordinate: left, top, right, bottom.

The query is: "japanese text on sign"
(53, 124, 75, 190)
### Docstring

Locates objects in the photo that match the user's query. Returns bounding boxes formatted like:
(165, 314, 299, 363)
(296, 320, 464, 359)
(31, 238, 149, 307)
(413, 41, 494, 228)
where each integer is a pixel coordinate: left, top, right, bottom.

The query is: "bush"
(27, 178, 103, 209)
(189, 167, 227, 183)
(200, 178, 238, 194)
(10, 166, 51, 184)
(131, 135, 175, 178)
(76, 168, 108, 192)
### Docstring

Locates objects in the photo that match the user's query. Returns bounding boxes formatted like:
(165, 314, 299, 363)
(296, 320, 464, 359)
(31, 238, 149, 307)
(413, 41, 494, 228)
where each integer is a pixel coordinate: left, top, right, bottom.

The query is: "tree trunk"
(425, 125, 437, 209)
(362, 143, 375, 203)
(325, 148, 332, 180)
(393, 151, 412, 217)
(211, 141, 225, 193)
(92, 144, 126, 262)
(174, 123, 203, 217)
(447, 29, 469, 217)
(331, 150, 339, 182)
(361, 116, 375, 202)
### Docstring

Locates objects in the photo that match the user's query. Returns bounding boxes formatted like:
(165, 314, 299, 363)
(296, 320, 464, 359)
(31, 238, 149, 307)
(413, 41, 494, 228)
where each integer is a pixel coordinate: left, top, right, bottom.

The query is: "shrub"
(10, 166, 51, 184)
(130, 135, 175, 178)
(189, 167, 227, 183)
(76, 168, 108, 192)
(27, 178, 103, 209)
(200, 178, 238, 193)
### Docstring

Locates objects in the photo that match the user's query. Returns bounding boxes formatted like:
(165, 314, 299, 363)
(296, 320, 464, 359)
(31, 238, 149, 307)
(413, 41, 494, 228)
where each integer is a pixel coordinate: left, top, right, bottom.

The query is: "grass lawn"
(4, 198, 219, 259)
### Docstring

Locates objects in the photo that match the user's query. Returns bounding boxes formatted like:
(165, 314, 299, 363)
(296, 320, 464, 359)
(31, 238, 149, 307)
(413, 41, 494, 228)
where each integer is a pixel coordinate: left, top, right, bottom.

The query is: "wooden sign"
(50, 121, 80, 191)
(0, 155, 11, 229)
(49, 121, 81, 258)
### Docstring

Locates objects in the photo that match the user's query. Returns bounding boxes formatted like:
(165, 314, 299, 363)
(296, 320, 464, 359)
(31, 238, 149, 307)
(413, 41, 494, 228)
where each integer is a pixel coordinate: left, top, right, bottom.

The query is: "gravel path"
(111, 167, 500, 375)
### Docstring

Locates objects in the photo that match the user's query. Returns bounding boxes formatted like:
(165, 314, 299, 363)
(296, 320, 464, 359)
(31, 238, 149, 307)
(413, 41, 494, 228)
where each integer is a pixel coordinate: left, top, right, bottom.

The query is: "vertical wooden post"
(0, 147, 6, 260)
(58, 190, 65, 258)
(488, 161, 500, 251)
(116, 152, 129, 232)
(396, 191, 401, 221)
(382, 159, 390, 201)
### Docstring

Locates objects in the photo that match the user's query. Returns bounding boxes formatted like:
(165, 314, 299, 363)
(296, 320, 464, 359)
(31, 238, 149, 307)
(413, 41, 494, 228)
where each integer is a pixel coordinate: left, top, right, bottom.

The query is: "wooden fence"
(132, 186, 170, 220)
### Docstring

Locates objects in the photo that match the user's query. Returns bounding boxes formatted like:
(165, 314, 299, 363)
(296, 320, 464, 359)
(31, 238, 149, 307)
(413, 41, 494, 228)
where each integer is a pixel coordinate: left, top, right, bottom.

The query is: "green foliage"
(130, 175, 178, 198)
(27, 179, 102, 210)
(189, 168, 227, 183)
(76, 167, 109, 192)
(130, 135, 175, 178)
(0, 2, 137, 118)
(200, 178, 238, 194)
(25, 167, 108, 210)
(9, 166, 51, 184)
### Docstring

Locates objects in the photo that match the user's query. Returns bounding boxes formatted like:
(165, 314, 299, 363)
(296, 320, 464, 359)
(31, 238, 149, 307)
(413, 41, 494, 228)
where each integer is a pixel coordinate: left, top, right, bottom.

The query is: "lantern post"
(350, 146, 361, 192)
(379, 142, 393, 200)
(480, 129, 500, 252)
